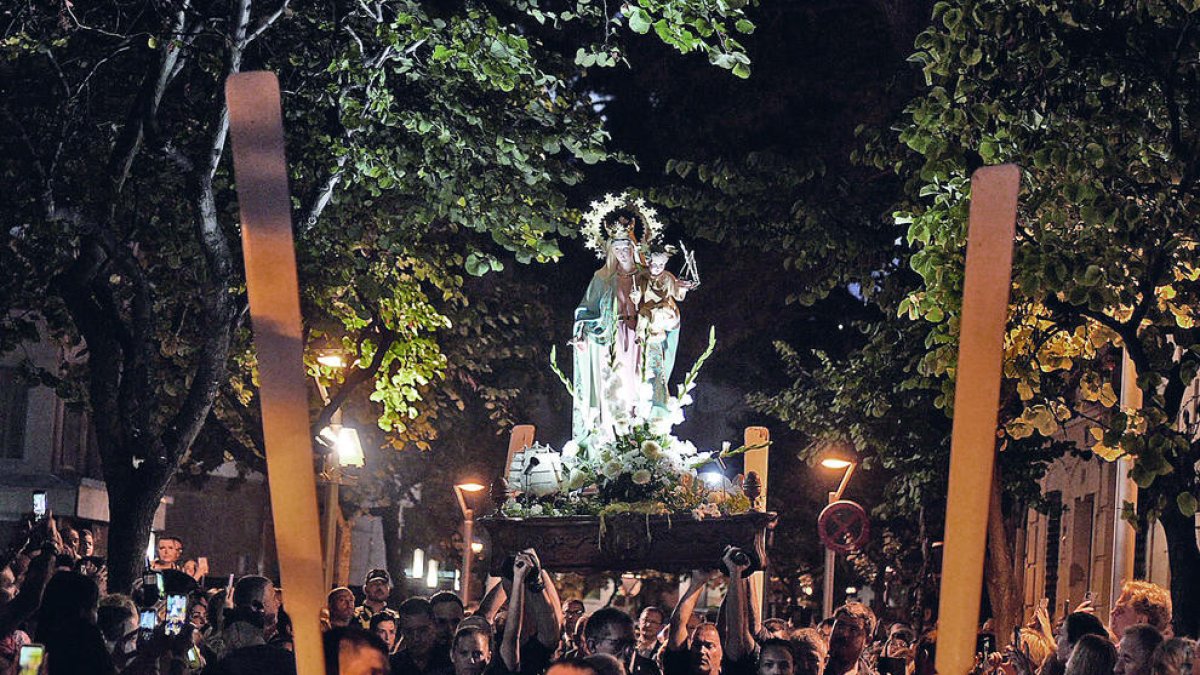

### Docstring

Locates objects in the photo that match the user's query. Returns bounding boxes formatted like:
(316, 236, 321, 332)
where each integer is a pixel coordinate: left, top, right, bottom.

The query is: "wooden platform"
(478, 511, 776, 575)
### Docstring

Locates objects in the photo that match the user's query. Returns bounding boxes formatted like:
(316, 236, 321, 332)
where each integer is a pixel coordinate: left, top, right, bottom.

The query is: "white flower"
(632, 469, 652, 485)
(641, 440, 662, 459)
(529, 503, 545, 516)
(562, 439, 580, 458)
(602, 461, 623, 479)
(650, 417, 674, 435)
(567, 470, 589, 490)
(668, 407, 685, 426)
(613, 417, 631, 436)
(680, 393, 693, 406)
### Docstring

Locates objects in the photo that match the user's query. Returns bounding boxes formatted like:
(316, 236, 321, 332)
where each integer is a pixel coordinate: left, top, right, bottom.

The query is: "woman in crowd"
(1064, 634, 1118, 675)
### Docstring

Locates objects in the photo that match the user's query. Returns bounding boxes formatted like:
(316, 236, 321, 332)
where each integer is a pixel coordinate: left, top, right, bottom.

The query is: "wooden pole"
(743, 427, 770, 616)
(935, 164, 1020, 675)
(226, 72, 326, 673)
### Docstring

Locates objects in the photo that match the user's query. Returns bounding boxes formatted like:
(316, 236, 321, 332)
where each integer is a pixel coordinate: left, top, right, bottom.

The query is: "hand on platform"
(722, 546, 750, 578)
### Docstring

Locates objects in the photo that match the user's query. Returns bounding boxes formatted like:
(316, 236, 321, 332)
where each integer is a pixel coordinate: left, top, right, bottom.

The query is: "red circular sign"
(818, 500, 870, 553)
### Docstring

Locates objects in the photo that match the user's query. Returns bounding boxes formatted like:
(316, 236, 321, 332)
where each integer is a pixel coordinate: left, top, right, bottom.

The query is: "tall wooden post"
(935, 164, 1020, 675)
(226, 72, 326, 673)
(743, 427, 770, 616)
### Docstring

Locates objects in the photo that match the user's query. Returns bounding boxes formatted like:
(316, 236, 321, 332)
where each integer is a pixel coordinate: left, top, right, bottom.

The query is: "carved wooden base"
(478, 511, 776, 575)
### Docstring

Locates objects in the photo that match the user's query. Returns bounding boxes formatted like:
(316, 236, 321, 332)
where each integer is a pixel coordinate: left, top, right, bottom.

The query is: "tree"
(0, 0, 760, 592)
(869, 0, 1200, 636)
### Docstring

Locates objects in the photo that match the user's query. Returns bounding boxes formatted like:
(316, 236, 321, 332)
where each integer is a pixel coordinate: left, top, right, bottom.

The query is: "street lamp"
(454, 481, 486, 605)
(819, 449, 858, 618)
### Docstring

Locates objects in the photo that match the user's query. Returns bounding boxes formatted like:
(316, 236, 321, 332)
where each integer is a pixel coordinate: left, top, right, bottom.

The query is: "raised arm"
(524, 550, 563, 650)
(502, 552, 533, 672)
(668, 568, 713, 651)
(477, 578, 508, 623)
(721, 549, 755, 661)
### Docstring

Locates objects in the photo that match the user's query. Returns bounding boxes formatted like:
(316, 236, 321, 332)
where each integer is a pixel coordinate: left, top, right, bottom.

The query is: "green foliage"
(866, 0, 1200, 526)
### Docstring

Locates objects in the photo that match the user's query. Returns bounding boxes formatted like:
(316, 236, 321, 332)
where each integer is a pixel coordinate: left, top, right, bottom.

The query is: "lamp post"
(312, 354, 364, 590)
(454, 482, 486, 605)
(820, 457, 857, 618)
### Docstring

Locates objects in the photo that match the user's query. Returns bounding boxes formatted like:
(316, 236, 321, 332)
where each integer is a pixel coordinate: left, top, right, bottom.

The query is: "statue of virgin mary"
(570, 219, 641, 442)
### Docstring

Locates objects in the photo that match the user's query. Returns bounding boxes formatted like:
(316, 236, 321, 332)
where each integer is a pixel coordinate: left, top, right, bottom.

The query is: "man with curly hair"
(1111, 581, 1172, 637)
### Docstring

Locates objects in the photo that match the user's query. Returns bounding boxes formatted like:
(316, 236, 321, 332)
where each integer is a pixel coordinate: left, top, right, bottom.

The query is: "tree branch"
(311, 327, 397, 435)
(243, 0, 290, 46)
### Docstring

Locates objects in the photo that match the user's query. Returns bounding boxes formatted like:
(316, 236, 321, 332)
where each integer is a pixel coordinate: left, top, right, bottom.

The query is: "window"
(0, 367, 29, 459)
(1044, 491, 1063, 615)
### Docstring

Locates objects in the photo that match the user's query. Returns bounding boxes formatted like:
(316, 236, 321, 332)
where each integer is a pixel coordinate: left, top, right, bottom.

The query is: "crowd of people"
(0, 515, 1194, 675)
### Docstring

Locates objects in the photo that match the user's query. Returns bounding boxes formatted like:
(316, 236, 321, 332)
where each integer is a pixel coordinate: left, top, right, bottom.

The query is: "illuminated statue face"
(649, 253, 669, 276)
(611, 240, 635, 267)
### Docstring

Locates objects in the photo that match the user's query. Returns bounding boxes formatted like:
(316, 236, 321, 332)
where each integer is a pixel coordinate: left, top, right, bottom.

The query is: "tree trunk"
(1158, 504, 1200, 638)
(375, 503, 407, 598)
(985, 469, 1024, 646)
(107, 478, 171, 593)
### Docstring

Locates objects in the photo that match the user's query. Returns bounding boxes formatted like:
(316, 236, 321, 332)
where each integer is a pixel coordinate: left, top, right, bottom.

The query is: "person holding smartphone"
(33, 571, 116, 675)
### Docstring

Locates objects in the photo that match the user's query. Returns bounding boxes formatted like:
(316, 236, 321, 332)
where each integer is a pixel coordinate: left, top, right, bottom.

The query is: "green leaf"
(1178, 492, 1198, 518)
(732, 63, 751, 79)
(735, 19, 755, 34)
(628, 9, 652, 34)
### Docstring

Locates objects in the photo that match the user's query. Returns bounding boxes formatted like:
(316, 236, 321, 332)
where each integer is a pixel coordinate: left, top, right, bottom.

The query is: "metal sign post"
(935, 164, 1020, 675)
(226, 71, 326, 674)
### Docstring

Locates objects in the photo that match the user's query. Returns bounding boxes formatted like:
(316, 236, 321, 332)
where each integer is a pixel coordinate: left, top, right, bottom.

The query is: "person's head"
(78, 529, 95, 556)
(564, 599, 587, 635)
(399, 597, 438, 658)
(585, 653, 628, 675)
(763, 618, 789, 640)
(431, 591, 465, 644)
(37, 571, 100, 629)
(451, 625, 493, 675)
(233, 575, 280, 625)
(96, 594, 137, 644)
(818, 617, 835, 643)
(829, 603, 876, 667)
(327, 587, 356, 626)
(1112, 582, 1172, 636)
(60, 523, 80, 553)
(787, 627, 828, 675)
(157, 536, 184, 564)
(323, 626, 390, 675)
(1058, 612, 1109, 662)
(0, 566, 16, 603)
(758, 638, 795, 675)
(363, 569, 392, 604)
(369, 613, 398, 652)
(584, 607, 636, 660)
(188, 594, 209, 629)
(1117, 625, 1166, 675)
(690, 623, 724, 675)
(1065, 634, 1118, 675)
(637, 606, 665, 649)
(548, 658, 601, 675)
(1150, 638, 1195, 675)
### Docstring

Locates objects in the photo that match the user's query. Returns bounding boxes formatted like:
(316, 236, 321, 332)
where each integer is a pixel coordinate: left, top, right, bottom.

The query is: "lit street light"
(819, 446, 858, 618)
(454, 481, 486, 605)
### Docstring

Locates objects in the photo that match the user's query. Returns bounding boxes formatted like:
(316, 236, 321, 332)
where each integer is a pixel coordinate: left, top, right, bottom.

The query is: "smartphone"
(32, 491, 46, 520)
(18, 644, 44, 675)
(141, 571, 162, 607)
(185, 645, 203, 669)
(1084, 590, 1095, 604)
(878, 657, 906, 675)
(164, 594, 188, 635)
(138, 609, 158, 642)
(976, 632, 997, 657)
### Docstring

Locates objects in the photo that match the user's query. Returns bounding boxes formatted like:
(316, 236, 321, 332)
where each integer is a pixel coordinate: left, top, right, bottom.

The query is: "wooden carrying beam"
(935, 164, 1020, 675)
(226, 72, 326, 674)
